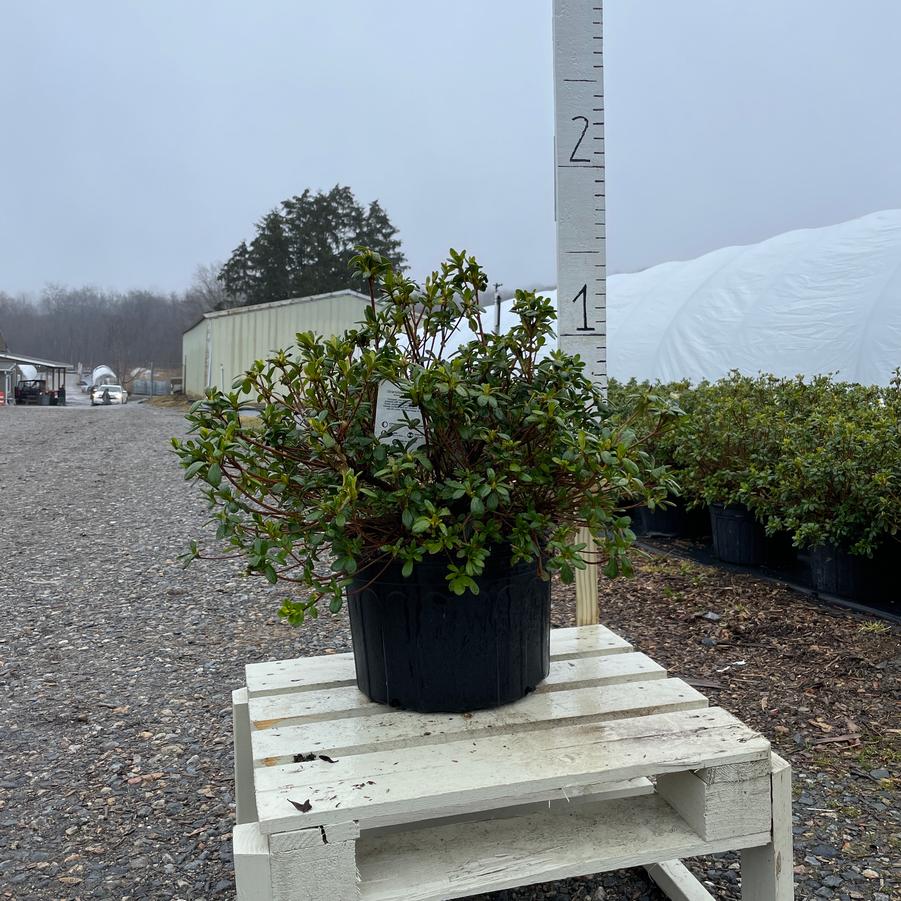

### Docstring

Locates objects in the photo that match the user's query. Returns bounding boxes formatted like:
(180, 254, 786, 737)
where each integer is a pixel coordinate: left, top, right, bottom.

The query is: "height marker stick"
(553, 0, 605, 625)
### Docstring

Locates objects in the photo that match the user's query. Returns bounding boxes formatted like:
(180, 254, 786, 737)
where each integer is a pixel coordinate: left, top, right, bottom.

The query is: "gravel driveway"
(0, 403, 896, 900)
(0, 403, 651, 900)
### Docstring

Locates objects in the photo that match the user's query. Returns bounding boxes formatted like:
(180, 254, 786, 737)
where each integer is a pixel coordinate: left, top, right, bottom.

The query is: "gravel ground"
(0, 402, 897, 900)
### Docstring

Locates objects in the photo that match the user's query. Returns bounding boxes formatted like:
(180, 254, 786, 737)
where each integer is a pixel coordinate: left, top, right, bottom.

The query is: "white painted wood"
(233, 822, 273, 901)
(646, 860, 716, 901)
(270, 821, 360, 853)
(247, 650, 666, 732)
(656, 759, 772, 841)
(245, 624, 631, 699)
(554, 0, 606, 386)
(233, 688, 258, 825)
(251, 678, 707, 765)
(230, 626, 791, 899)
(356, 795, 768, 901)
(362, 777, 654, 834)
(253, 707, 770, 834)
(741, 753, 795, 900)
(548, 624, 631, 659)
(270, 836, 359, 901)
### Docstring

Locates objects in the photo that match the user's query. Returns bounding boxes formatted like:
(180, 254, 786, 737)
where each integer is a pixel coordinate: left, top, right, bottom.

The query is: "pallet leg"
(740, 753, 794, 900)
(269, 825, 360, 901)
(646, 860, 715, 900)
(233, 687, 258, 825)
(234, 822, 273, 901)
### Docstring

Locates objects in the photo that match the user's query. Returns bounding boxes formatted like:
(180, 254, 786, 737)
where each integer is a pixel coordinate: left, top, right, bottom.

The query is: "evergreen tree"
(218, 186, 406, 306)
(218, 240, 254, 306)
(248, 211, 292, 304)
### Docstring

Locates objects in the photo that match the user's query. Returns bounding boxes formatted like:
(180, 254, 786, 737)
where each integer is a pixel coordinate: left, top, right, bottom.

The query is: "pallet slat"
(245, 625, 633, 698)
(253, 707, 770, 834)
(251, 678, 707, 764)
(356, 794, 770, 901)
(248, 651, 667, 730)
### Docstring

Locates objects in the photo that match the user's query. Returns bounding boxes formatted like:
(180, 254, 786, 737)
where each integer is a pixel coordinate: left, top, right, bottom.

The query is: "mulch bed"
(485, 551, 898, 900)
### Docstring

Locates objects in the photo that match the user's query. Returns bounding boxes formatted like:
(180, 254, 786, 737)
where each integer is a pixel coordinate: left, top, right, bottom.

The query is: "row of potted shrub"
(609, 372, 901, 603)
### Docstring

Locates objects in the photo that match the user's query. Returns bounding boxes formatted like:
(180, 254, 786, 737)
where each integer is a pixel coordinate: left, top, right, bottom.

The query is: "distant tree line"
(0, 266, 224, 380)
(0, 185, 407, 379)
(218, 185, 406, 306)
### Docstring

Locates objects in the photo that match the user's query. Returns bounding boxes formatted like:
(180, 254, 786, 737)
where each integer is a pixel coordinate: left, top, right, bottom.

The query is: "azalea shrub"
(174, 249, 678, 623)
(618, 372, 901, 556)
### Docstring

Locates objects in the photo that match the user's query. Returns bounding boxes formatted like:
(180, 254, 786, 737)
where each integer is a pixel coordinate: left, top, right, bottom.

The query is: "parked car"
(14, 379, 47, 405)
(79, 379, 91, 393)
(90, 384, 128, 405)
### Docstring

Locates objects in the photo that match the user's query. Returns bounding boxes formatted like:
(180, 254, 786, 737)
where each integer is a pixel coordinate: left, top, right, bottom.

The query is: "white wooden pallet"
(232, 625, 793, 900)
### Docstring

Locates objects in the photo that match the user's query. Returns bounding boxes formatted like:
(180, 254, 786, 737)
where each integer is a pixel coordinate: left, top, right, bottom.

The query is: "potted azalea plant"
(762, 377, 900, 599)
(174, 249, 677, 713)
(607, 378, 705, 538)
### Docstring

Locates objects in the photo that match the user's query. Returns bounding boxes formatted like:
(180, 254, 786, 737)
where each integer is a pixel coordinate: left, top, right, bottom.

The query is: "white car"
(90, 384, 128, 405)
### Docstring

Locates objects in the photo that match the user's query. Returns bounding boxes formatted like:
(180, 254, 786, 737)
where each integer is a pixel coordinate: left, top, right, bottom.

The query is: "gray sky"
(3, 1, 901, 295)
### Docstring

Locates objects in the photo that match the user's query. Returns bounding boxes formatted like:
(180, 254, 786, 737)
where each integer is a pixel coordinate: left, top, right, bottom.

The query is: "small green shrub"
(762, 378, 900, 555)
(173, 250, 678, 623)
(629, 371, 901, 556)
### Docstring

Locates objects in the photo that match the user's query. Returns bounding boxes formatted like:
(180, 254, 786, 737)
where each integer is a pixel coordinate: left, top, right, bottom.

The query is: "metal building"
(181, 289, 371, 397)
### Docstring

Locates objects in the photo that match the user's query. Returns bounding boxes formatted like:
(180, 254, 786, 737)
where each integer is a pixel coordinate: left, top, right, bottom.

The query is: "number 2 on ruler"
(569, 115, 590, 163)
(572, 283, 593, 331)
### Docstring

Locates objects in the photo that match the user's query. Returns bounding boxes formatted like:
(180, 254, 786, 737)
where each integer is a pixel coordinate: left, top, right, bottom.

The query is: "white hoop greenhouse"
(458, 210, 901, 386)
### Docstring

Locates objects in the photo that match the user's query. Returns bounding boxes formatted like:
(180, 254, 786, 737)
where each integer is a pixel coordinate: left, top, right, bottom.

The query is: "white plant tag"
(374, 381, 425, 448)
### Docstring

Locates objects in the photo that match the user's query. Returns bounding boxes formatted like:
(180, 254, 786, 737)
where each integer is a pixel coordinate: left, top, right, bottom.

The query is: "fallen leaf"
(288, 799, 312, 812)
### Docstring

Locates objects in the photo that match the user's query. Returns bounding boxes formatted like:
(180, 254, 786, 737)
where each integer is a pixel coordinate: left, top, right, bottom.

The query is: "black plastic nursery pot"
(809, 544, 862, 598)
(347, 548, 551, 713)
(637, 502, 688, 537)
(635, 500, 711, 540)
(709, 503, 767, 566)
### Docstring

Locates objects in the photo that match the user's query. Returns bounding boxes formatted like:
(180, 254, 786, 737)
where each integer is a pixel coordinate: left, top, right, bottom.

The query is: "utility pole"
(493, 282, 503, 334)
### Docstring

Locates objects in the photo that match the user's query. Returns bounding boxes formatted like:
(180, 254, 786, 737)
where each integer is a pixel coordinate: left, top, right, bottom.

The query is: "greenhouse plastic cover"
(447, 210, 901, 386)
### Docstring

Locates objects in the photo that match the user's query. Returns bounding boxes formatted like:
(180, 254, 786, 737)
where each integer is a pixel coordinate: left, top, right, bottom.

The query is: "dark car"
(14, 379, 47, 405)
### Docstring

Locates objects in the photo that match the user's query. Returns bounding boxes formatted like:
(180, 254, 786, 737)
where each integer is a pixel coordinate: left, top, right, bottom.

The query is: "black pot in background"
(347, 548, 551, 713)
(637, 502, 688, 537)
(763, 530, 797, 569)
(809, 543, 867, 599)
(709, 503, 767, 566)
(633, 500, 710, 539)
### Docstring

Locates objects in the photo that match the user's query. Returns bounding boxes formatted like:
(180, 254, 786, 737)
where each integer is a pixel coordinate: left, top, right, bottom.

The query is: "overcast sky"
(3, 0, 901, 296)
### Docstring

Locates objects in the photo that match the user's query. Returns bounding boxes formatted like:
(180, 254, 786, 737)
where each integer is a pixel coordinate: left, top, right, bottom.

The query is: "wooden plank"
(549, 624, 631, 659)
(233, 822, 272, 901)
(232, 688, 258, 825)
(361, 777, 654, 834)
(251, 678, 707, 764)
(245, 624, 632, 698)
(252, 707, 770, 833)
(574, 527, 600, 626)
(248, 651, 667, 730)
(646, 860, 716, 901)
(270, 835, 359, 901)
(741, 753, 794, 901)
(356, 794, 770, 901)
(656, 759, 772, 841)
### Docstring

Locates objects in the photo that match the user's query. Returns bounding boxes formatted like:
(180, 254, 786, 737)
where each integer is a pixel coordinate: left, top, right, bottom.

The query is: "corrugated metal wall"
(182, 290, 371, 397)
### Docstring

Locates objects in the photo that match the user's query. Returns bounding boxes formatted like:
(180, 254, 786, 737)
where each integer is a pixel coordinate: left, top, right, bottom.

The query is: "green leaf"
(183, 460, 205, 480)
